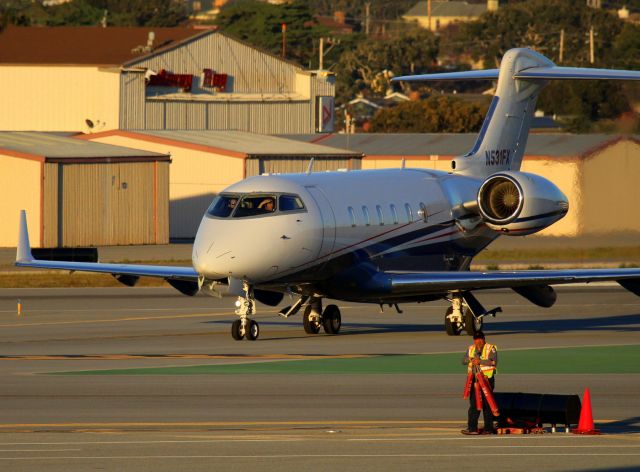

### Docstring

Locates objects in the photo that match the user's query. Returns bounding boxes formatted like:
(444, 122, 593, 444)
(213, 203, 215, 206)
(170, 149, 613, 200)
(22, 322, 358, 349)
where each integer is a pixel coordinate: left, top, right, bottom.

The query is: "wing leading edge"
(387, 269, 640, 297)
(16, 211, 199, 281)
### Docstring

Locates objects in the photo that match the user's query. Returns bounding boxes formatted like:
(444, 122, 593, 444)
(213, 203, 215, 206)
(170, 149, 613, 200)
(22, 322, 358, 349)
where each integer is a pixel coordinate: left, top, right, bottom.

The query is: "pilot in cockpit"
(257, 197, 275, 213)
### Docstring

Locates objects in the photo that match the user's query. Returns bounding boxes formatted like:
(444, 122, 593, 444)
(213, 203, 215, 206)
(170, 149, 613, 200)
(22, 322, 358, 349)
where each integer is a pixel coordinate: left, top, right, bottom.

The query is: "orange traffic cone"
(572, 388, 601, 435)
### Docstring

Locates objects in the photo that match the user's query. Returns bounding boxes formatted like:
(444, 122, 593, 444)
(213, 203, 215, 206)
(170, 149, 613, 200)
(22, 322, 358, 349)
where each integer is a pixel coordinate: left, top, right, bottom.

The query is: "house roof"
(80, 130, 362, 158)
(0, 132, 169, 163)
(404, 1, 487, 18)
(0, 26, 209, 66)
(279, 133, 636, 159)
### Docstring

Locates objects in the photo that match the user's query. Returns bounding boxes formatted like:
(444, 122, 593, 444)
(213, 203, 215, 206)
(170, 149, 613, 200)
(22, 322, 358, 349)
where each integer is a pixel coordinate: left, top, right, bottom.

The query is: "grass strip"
(50, 344, 640, 376)
(0, 272, 167, 288)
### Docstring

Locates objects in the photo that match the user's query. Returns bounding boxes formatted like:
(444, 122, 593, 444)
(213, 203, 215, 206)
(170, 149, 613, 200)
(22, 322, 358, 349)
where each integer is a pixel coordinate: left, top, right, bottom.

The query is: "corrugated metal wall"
(119, 70, 146, 129)
(142, 99, 312, 133)
(121, 32, 335, 134)
(245, 156, 362, 177)
(128, 33, 297, 93)
(52, 162, 169, 247)
(43, 163, 59, 247)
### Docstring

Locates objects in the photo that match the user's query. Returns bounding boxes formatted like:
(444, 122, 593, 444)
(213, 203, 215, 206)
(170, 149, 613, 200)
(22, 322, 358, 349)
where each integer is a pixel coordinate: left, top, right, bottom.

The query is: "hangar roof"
(82, 130, 362, 158)
(0, 132, 169, 163)
(0, 26, 208, 66)
(280, 133, 637, 159)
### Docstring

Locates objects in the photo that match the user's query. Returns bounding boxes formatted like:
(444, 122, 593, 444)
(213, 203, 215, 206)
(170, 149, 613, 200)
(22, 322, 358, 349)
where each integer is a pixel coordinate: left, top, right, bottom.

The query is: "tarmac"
(0, 285, 638, 471)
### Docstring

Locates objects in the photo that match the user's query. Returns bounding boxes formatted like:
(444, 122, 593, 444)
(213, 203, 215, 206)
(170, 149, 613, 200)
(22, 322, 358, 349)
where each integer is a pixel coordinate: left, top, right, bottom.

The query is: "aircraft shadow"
(599, 415, 640, 434)
(202, 313, 640, 338)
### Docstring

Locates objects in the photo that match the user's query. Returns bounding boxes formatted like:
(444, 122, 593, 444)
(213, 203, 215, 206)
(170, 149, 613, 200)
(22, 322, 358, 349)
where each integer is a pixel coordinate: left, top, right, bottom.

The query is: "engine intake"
(478, 175, 523, 224)
(477, 171, 568, 236)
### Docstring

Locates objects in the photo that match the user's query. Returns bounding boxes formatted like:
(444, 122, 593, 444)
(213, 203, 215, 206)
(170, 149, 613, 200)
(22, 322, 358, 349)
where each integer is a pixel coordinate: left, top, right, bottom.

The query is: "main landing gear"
(444, 292, 502, 336)
(231, 282, 260, 341)
(279, 297, 342, 335)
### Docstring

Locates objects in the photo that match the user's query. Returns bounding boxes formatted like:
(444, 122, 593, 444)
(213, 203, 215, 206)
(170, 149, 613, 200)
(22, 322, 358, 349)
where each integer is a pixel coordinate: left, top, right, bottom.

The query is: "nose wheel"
(231, 282, 260, 341)
(231, 319, 260, 341)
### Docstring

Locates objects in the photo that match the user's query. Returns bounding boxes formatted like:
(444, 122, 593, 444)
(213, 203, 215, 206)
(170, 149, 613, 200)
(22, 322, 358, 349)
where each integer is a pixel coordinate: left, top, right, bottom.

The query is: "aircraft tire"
(231, 319, 244, 340)
(303, 306, 321, 334)
(322, 305, 341, 334)
(246, 320, 260, 341)
(464, 308, 482, 336)
(444, 307, 462, 336)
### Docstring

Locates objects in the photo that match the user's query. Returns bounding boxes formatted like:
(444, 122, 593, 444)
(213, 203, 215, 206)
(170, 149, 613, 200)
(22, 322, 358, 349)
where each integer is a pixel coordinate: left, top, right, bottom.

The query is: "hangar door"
(50, 162, 169, 247)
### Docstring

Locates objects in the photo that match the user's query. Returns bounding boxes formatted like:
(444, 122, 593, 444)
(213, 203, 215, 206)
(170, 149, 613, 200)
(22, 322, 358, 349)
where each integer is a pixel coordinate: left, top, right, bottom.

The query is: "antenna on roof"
(131, 31, 156, 54)
(147, 31, 155, 51)
(306, 158, 315, 174)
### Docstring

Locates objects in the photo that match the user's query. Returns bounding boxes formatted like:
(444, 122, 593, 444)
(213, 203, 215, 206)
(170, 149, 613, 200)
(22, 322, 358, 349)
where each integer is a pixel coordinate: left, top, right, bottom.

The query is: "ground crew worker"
(461, 331, 498, 435)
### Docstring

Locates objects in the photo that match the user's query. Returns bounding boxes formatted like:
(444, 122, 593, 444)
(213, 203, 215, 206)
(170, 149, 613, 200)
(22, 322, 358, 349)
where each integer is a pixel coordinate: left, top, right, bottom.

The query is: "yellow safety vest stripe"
(467, 343, 497, 378)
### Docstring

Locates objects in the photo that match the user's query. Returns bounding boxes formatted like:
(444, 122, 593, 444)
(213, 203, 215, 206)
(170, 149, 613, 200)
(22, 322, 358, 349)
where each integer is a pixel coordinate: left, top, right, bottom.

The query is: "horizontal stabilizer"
(393, 66, 640, 83)
(392, 69, 499, 82)
(514, 66, 640, 81)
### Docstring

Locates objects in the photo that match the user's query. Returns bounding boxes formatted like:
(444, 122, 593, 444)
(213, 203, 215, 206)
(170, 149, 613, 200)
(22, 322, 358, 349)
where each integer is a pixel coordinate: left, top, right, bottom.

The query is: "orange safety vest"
(467, 343, 497, 378)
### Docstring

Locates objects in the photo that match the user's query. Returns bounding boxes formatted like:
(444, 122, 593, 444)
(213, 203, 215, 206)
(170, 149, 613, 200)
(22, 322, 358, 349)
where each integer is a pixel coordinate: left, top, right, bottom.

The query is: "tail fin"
(393, 48, 640, 179)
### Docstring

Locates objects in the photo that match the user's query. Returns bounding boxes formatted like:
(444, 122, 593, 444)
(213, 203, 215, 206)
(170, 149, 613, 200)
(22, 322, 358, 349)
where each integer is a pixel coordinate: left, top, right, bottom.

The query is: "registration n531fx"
(16, 48, 640, 340)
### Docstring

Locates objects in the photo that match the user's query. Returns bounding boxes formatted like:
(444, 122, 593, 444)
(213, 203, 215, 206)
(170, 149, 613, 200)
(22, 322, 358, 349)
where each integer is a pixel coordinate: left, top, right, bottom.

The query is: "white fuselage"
(192, 168, 494, 287)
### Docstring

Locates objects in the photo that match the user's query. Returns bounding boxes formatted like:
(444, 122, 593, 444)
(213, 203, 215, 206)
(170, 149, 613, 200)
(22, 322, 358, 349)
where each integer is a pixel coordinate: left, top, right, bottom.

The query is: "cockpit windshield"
(206, 193, 306, 218)
(206, 194, 239, 217)
(234, 195, 276, 218)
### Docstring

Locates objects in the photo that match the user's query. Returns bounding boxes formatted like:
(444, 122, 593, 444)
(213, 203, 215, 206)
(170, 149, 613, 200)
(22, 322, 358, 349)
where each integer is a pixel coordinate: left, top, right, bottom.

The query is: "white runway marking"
(0, 449, 81, 452)
(1, 453, 639, 460)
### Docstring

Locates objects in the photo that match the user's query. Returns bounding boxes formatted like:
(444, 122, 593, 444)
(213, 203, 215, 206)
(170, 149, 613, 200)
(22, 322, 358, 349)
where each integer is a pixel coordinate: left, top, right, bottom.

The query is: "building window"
(348, 206, 357, 227)
(405, 203, 413, 223)
(390, 204, 399, 224)
(362, 206, 371, 226)
(376, 205, 384, 225)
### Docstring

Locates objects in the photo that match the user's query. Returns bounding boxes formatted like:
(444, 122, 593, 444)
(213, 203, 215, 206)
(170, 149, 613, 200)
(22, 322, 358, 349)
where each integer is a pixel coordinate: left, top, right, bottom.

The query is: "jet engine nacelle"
(477, 171, 568, 236)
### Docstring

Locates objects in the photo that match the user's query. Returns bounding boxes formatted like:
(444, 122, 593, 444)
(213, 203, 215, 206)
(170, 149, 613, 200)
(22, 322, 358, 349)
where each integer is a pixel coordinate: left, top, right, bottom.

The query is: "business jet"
(16, 48, 640, 340)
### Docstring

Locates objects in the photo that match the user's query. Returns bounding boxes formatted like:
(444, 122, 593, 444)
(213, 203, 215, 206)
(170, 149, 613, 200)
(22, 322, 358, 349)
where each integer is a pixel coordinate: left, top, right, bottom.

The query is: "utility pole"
(428, 0, 432, 31)
(559, 29, 564, 63)
(281, 23, 286, 59)
(319, 37, 324, 70)
(589, 26, 595, 64)
(365, 2, 371, 36)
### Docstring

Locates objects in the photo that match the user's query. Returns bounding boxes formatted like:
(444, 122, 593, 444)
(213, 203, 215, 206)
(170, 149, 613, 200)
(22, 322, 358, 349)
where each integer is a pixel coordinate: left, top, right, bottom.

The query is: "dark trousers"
(467, 375, 495, 432)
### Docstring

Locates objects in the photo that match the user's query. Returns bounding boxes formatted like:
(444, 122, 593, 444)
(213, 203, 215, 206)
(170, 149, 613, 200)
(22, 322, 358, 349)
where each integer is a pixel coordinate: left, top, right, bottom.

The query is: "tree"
(443, 0, 637, 131)
(333, 29, 438, 104)
(0, 0, 188, 27)
(215, 0, 325, 67)
(451, 0, 622, 68)
(369, 96, 488, 133)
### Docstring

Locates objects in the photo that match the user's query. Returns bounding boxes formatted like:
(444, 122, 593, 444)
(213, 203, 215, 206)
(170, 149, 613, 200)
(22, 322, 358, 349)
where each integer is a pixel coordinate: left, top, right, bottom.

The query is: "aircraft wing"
(15, 211, 199, 282)
(387, 269, 640, 296)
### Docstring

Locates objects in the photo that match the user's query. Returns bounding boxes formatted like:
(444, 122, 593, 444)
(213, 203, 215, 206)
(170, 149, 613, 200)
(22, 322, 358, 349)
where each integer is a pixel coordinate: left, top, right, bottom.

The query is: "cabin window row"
(348, 203, 428, 227)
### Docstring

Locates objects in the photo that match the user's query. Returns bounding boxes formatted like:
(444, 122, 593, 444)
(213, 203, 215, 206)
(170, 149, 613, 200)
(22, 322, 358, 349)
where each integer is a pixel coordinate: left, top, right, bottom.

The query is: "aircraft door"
(305, 186, 336, 259)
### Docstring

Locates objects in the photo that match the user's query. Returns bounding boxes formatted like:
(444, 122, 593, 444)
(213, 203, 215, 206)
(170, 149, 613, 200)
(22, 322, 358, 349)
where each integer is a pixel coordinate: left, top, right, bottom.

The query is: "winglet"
(16, 210, 34, 263)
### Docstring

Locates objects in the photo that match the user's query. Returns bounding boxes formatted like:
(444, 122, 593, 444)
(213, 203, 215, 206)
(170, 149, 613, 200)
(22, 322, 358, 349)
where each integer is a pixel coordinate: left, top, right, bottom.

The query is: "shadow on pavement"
(599, 415, 640, 434)
(202, 313, 640, 337)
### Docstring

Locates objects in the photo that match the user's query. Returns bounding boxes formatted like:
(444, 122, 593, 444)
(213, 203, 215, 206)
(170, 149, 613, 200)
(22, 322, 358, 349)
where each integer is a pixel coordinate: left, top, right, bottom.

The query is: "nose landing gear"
(231, 282, 260, 341)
